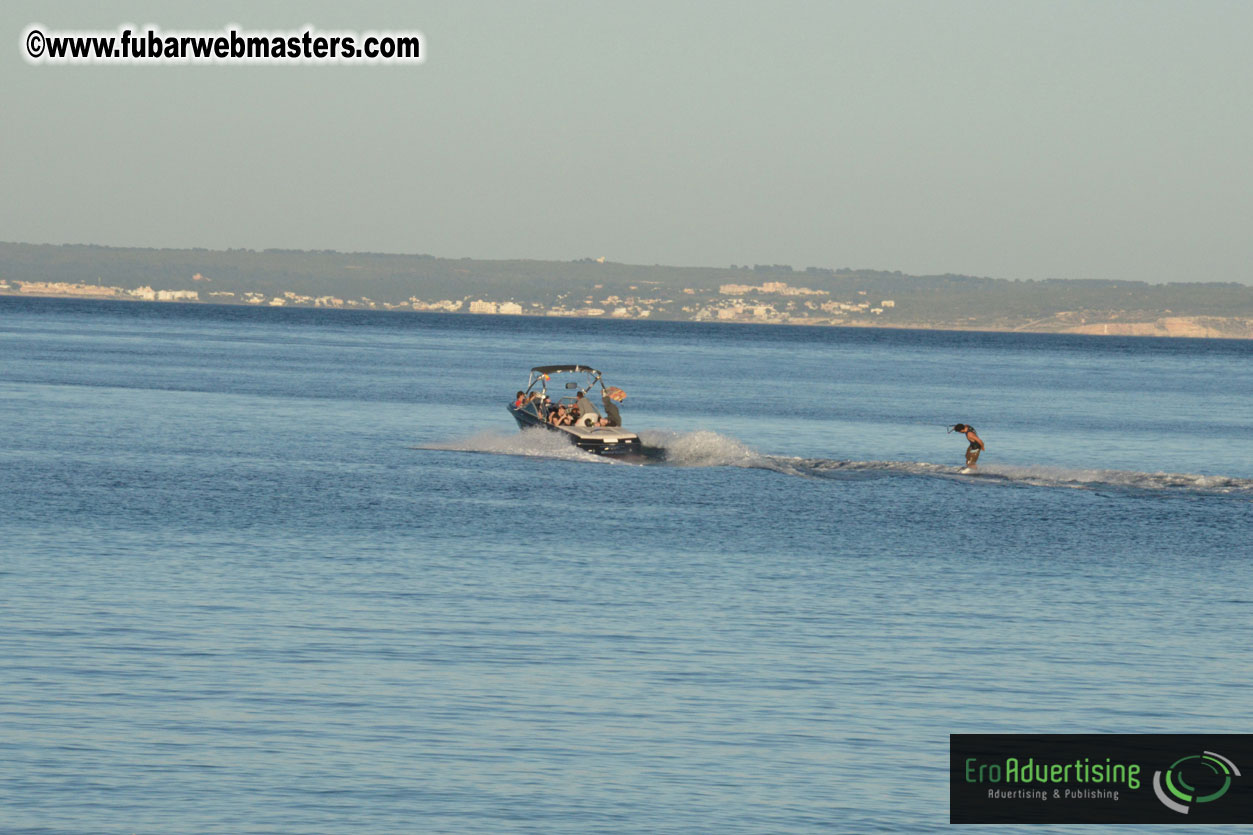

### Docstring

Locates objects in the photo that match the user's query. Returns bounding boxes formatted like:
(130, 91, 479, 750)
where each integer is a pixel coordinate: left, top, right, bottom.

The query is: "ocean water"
(1, 296, 1250, 834)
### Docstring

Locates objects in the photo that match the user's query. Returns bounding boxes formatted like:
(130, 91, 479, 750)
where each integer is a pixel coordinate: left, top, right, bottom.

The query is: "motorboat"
(507, 365, 642, 455)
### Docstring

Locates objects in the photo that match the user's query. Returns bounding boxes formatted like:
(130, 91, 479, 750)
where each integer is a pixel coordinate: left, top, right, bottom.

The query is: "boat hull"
(508, 406, 642, 455)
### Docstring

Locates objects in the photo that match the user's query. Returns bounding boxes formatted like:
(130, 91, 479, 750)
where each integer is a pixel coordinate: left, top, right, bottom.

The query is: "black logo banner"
(951, 734, 1253, 824)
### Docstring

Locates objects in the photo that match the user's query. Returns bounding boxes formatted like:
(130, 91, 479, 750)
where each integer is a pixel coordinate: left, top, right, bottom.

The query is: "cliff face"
(1064, 317, 1253, 339)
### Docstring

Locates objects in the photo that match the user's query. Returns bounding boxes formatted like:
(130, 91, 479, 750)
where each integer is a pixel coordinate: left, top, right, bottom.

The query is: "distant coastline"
(3, 241, 1251, 339)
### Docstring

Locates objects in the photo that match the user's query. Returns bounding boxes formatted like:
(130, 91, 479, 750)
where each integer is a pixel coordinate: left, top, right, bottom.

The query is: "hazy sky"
(4, 1, 1251, 283)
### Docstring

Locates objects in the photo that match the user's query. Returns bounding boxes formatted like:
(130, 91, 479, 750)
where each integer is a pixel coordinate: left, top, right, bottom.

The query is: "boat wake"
(642, 431, 1252, 496)
(421, 428, 615, 463)
(794, 458, 1253, 497)
(424, 428, 1253, 497)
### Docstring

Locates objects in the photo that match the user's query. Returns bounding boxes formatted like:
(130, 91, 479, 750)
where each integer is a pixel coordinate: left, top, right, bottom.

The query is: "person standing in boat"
(601, 390, 622, 427)
(951, 423, 985, 470)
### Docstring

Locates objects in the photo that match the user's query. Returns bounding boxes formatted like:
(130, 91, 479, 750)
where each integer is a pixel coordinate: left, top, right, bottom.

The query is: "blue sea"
(2, 296, 1251, 834)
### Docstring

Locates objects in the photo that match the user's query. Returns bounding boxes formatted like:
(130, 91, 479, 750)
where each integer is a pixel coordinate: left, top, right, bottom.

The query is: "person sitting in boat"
(513, 391, 525, 408)
(574, 390, 610, 427)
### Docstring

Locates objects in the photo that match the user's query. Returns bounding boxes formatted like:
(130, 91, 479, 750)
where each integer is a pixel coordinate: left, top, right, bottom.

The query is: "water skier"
(951, 423, 985, 471)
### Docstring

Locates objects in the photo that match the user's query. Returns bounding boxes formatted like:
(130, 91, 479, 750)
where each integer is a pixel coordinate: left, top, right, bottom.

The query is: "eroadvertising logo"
(950, 735, 1253, 824)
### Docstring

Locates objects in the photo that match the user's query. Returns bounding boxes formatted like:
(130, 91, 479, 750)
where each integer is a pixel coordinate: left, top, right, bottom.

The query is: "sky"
(4, 0, 1251, 283)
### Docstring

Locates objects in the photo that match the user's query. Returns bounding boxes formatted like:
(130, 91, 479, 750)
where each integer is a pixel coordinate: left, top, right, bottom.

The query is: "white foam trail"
(422, 428, 608, 463)
(637, 432, 1252, 495)
(797, 458, 1253, 496)
(637, 429, 769, 468)
(961, 463, 1253, 495)
(422, 427, 1253, 497)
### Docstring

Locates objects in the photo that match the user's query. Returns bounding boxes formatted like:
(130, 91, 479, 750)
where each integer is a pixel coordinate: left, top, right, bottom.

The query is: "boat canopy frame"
(523, 365, 607, 399)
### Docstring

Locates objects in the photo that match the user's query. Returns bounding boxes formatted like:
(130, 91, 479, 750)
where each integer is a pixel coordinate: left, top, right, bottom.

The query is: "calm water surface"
(1, 297, 1250, 833)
